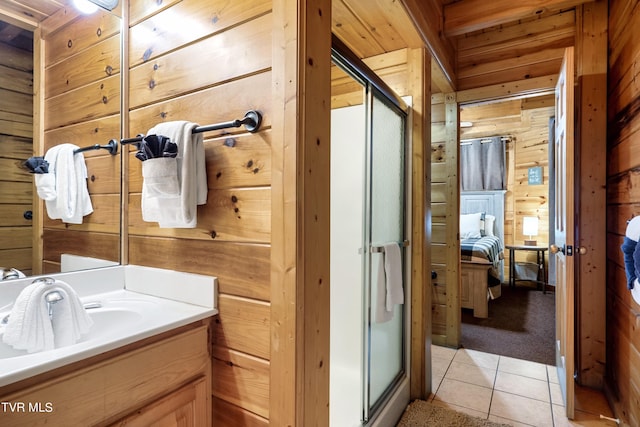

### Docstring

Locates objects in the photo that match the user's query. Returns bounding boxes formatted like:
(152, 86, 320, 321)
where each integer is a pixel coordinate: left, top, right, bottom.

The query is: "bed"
(460, 191, 506, 318)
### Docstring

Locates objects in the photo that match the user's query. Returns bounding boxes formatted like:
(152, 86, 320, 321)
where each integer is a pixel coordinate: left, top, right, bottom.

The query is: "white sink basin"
(0, 286, 216, 387)
(0, 305, 144, 359)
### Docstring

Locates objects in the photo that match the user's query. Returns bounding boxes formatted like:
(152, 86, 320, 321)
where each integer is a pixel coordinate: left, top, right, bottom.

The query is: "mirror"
(0, 3, 122, 279)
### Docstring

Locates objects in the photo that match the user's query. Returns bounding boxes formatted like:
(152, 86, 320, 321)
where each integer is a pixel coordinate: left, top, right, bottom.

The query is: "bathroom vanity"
(0, 322, 211, 426)
(0, 265, 217, 426)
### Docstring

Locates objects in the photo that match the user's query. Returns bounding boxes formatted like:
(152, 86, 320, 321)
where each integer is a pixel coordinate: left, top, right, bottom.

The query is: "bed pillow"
(484, 214, 496, 237)
(460, 212, 483, 239)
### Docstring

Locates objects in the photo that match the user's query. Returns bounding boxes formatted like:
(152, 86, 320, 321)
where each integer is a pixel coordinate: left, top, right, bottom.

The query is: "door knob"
(578, 246, 587, 254)
(550, 244, 564, 254)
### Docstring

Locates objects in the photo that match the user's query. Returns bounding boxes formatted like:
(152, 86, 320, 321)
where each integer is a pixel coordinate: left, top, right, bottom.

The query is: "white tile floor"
(430, 345, 618, 426)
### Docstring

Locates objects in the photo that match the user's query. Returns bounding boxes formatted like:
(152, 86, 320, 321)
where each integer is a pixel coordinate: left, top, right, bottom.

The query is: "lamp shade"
(523, 216, 539, 246)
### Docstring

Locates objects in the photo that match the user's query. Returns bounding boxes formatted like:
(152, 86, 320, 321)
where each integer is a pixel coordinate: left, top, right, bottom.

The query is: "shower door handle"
(369, 240, 410, 253)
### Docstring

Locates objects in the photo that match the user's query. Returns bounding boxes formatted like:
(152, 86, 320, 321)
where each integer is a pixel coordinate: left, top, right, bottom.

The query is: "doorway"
(457, 95, 557, 366)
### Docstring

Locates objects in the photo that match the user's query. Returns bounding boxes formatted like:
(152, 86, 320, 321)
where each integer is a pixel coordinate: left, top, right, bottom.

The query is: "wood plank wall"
(0, 35, 33, 274)
(124, 0, 271, 425)
(39, 8, 121, 274)
(430, 97, 457, 344)
(606, 0, 640, 424)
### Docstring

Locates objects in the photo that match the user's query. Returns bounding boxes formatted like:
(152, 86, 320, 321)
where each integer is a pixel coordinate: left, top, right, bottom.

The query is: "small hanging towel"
(141, 121, 207, 228)
(40, 143, 93, 224)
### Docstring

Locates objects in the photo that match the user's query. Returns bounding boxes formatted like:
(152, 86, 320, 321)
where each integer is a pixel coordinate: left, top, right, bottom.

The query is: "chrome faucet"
(31, 277, 63, 321)
(1, 277, 63, 324)
(1, 276, 102, 324)
(1, 268, 25, 281)
(44, 289, 64, 320)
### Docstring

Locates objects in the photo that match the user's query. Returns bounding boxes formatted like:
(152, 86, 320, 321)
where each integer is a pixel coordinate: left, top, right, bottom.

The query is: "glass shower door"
(363, 90, 407, 420)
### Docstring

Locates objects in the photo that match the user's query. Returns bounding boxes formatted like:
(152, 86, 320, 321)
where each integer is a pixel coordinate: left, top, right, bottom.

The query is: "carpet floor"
(461, 283, 556, 365)
(396, 400, 511, 427)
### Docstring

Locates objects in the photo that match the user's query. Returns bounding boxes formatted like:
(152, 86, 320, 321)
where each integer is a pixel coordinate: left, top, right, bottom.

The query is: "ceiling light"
(73, 0, 99, 14)
(89, 0, 119, 11)
(73, 0, 118, 13)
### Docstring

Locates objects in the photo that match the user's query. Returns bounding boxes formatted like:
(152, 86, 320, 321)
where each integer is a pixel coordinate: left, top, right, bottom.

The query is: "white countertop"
(0, 265, 217, 388)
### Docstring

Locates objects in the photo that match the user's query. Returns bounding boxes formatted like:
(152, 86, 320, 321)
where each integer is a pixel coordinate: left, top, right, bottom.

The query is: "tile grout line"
(486, 354, 500, 420)
(547, 366, 557, 427)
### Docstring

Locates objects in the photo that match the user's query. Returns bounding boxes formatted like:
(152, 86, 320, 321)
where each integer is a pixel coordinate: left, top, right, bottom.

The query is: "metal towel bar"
(119, 110, 262, 146)
(370, 240, 410, 253)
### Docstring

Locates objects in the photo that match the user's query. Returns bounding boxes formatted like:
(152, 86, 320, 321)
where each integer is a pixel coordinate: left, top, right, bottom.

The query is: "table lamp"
(523, 216, 539, 246)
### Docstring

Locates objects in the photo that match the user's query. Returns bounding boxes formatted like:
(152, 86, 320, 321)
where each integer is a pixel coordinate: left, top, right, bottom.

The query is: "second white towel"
(141, 121, 208, 228)
(39, 143, 93, 224)
(373, 242, 404, 323)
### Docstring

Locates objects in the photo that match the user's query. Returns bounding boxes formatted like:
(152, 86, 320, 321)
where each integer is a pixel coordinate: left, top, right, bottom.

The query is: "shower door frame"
(331, 35, 412, 427)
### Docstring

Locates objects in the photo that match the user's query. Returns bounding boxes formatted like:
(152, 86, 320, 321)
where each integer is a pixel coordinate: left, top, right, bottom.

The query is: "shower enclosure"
(330, 40, 410, 426)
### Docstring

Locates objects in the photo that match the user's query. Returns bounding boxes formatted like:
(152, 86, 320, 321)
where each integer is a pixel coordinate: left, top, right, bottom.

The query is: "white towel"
(384, 243, 404, 310)
(2, 280, 93, 353)
(373, 242, 404, 323)
(141, 121, 207, 228)
(142, 157, 180, 198)
(49, 281, 94, 348)
(35, 173, 56, 200)
(2, 281, 55, 353)
(41, 143, 93, 224)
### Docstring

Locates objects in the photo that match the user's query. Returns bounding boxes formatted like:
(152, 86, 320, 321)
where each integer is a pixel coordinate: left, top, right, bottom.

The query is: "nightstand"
(505, 244, 548, 293)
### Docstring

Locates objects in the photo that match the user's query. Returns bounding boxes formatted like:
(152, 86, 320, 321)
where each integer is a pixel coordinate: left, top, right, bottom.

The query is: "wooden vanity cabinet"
(108, 376, 208, 427)
(0, 321, 212, 427)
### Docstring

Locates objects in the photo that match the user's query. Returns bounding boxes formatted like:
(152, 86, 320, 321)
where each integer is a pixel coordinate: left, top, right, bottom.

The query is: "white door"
(552, 47, 575, 419)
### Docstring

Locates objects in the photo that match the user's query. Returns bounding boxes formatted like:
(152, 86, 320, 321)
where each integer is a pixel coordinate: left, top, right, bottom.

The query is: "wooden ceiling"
(0, 20, 32, 52)
(0, 0, 72, 53)
(334, 0, 594, 93)
(2, 0, 593, 93)
(0, 0, 70, 30)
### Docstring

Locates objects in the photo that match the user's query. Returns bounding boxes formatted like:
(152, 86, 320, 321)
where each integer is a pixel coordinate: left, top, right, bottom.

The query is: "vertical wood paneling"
(430, 98, 448, 345)
(270, 0, 331, 424)
(575, 0, 607, 389)
(408, 47, 430, 399)
(400, 0, 456, 89)
(32, 27, 44, 276)
(444, 93, 460, 348)
(606, 0, 640, 424)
